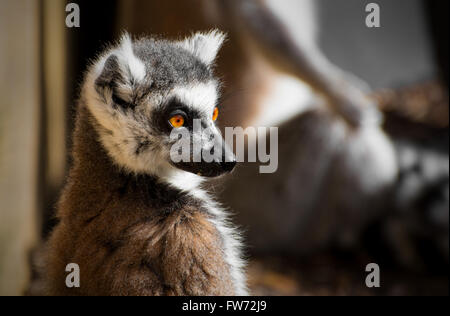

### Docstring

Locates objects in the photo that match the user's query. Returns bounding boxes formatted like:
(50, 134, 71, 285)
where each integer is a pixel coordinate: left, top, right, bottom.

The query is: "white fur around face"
(83, 34, 167, 176)
(178, 30, 226, 65)
(161, 169, 204, 193)
(171, 81, 219, 116)
(84, 77, 170, 176)
(84, 39, 221, 180)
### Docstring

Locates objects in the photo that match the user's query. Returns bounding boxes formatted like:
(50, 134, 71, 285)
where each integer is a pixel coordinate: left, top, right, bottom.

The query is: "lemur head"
(82, 31, 236, 185)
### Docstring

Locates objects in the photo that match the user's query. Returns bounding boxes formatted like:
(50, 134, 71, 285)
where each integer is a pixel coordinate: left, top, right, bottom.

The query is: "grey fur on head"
(81, 31, 227, 189)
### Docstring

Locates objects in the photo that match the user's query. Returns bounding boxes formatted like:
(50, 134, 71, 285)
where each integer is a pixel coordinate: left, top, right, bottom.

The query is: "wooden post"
(0, 0, 41, 295)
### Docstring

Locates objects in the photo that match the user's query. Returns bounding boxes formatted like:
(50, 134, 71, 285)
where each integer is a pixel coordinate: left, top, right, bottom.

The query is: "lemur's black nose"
(221, 160, 236, 173)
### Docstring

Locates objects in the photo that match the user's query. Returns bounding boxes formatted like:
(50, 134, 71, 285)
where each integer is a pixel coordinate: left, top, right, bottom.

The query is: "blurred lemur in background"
(209, 0, 447, 267)
(45, 31, 248, 296)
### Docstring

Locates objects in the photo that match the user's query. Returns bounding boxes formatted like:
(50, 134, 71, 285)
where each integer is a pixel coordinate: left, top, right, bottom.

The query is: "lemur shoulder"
(45, 31, 248, 296)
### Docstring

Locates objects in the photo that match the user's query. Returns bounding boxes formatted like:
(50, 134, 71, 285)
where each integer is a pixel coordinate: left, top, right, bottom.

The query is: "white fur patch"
(161, 170, 205, 193)
(117, 33, 146, 82)
(91, 33, 146, 84)
(178, 30, 226, 65)
(171, 81, 219, 115)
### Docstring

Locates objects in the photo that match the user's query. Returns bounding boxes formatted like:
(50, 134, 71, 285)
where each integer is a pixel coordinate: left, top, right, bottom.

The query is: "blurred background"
(0, 0, 448, 296)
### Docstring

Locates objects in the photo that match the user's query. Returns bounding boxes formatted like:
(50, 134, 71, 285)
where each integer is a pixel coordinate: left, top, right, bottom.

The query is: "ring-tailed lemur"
(45, 31, 248, 296)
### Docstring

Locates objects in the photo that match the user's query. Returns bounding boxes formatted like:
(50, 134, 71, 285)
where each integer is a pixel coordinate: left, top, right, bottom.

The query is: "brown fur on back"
(45, 103, 234, 296)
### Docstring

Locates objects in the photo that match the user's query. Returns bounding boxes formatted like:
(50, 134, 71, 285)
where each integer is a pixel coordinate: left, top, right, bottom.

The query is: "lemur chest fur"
(77, 177, 234, 296)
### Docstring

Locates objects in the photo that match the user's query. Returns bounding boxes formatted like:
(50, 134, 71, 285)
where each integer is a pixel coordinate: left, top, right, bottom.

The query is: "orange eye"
(212, 107, 219, 121)
(169, 115, 185, 128)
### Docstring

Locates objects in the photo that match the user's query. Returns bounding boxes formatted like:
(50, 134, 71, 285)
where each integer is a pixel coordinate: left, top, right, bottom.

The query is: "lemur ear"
(95, 54, 123, 95)
(115, 33, 146, 82)
(95, 33, 146, 100)
(178, 30, 226, 65)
